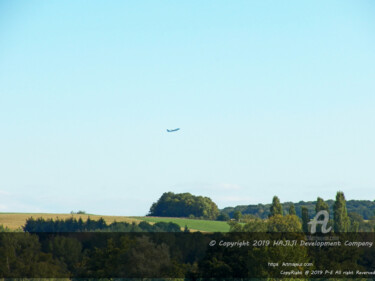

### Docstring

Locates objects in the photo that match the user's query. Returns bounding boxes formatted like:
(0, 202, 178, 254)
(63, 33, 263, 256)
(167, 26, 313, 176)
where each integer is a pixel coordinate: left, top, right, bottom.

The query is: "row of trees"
(222, 198, 375, 219)
(148, 192, 375, 228)
(230, 191, 375, 232)
(23, 217, 183, 232)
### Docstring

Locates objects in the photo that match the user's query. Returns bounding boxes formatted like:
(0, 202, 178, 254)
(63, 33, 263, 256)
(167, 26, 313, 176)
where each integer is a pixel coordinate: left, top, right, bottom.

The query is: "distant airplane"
(167, 128, 180, 132)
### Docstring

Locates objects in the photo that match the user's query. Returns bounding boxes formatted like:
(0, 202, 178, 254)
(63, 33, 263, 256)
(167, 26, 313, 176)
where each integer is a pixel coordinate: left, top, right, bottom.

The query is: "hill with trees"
(148, 192, 220, 219)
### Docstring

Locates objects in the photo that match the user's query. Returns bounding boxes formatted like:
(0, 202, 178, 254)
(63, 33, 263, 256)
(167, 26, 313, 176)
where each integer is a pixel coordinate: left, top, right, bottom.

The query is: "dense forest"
(1, 231, 371, 278)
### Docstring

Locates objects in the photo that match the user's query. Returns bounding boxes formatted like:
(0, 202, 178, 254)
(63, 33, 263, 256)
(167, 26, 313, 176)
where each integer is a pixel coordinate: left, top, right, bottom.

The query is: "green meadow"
(136, 216, 230, 232)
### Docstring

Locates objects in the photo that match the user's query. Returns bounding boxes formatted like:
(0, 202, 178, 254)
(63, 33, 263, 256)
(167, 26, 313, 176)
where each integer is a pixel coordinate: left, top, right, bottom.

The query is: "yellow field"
(0, 213, 143, 230)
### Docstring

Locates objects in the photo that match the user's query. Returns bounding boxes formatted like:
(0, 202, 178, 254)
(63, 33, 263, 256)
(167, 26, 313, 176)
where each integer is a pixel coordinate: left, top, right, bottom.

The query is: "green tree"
(288, 204, 296, 215)
(242, 218, 267, 232)
(217, 212, 230, 221)
(315, 197, 329, 213)
(301, 206, 309, 232)
(241, 214, 257, 223)
(233, 211, 242, 222)
(348, 212, 365, 232)
(269, 196, 282, 217)
(315, 197, 330, 232)
(0, 225, 11, 232)
(333, 191, 350, 232)
(228, 220, 243, 232)
(267, 215, 302, 232)
(184, 225, 190, 232)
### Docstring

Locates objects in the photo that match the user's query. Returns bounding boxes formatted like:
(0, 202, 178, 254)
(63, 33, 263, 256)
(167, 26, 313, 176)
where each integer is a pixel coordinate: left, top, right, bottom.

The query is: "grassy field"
(0, 213, 142, 230)
(0, 213, 230, 232)
(136, 216, 230, 232)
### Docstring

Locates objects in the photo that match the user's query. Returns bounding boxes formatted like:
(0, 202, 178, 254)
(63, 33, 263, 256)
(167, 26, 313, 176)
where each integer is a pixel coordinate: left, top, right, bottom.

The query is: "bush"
(217, 213, 230, 221)
(70, 210, 86, 214)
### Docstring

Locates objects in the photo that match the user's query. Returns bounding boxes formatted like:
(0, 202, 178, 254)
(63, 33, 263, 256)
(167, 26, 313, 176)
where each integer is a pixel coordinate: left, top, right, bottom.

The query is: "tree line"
(221, 198, 375, 219)
(23, 217, 183, 232)
(229, 191, 375, 232)
(149, 191, 375, 232)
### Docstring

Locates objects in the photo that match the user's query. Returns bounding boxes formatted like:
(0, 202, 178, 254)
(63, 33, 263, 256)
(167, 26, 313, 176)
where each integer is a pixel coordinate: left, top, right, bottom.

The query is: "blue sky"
(0, 1, 374, 215)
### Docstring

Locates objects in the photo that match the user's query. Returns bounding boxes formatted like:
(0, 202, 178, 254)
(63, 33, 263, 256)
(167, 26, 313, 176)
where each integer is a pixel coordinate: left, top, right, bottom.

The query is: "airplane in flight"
(167, 128, 180, 132)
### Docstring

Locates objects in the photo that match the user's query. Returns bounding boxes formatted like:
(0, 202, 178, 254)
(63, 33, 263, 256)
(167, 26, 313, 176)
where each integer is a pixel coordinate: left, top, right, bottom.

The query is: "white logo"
(308, 210, 332, 234)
